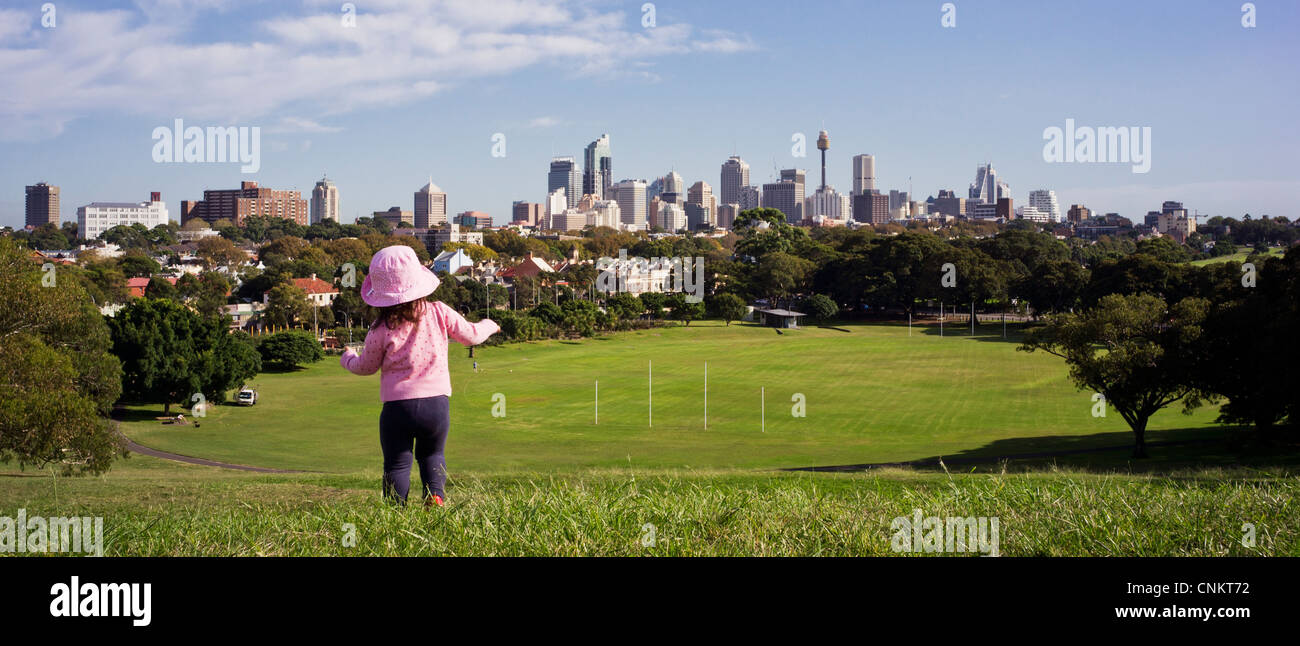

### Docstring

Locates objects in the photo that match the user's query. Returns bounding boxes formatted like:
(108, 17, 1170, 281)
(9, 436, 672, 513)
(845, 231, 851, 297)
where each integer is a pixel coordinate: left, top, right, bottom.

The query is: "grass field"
(4, 321, 1298, 556)
(1188, 247, 1284, 266)
(116, 321, 1225, 472)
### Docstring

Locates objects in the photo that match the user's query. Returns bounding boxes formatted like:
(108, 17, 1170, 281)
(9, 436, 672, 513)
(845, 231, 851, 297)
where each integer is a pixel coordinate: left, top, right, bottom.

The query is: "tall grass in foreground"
(4, 469, 1296, 556)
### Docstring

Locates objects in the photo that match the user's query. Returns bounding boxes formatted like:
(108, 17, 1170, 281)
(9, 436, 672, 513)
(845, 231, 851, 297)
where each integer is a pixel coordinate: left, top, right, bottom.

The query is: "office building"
(456, 210, 492, 229)
(1067, 204, 1091, 225)
(25, 182, 60, 227)
(414, 178, 447, 228)
(720, 156, 749, 205)
(969, 163, 1010, 204)
(1028, 189, 1060, 222)
(78, 192, 169, 240)
(852, 154, 876, 196)
(181, 181, 308, 226)
(512, 201, 543, 226)
(373, 207, 413, 228)
(310, 176, 339, 224)
(852, 191, 890, 225)
(615, 179, 647, 230)
(548, 157, 580, 209)
(583, 134, 612, 200)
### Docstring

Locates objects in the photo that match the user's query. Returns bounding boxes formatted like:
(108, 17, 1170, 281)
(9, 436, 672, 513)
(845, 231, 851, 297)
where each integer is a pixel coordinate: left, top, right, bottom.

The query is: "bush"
(257, 330, 323, 370)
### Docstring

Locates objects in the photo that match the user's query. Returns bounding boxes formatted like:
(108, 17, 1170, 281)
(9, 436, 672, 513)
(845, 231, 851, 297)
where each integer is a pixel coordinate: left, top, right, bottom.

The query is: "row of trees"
(1022, 250, 1299, 455)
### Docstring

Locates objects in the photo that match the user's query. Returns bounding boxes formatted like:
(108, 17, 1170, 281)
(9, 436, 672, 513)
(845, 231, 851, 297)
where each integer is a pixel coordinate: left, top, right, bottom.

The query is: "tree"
(118, 251, 161, 278)
(640, 292, 667, 319)
(257, 330, 323, 370)
(27, 222, 70, 250)
(606, 292, 644, 322)
(144, 276, 177, 300)
(1015, 258, 1089, 316)
(711, 293, 747, 326)
(0, 238, 124, 475)
(752, 252, 815, 308)
(1192, 250, 1300, 432)
(666, 293, 704, 326)
(107, 298, 258, 413)
(264, 282, 313, 327)
(195, 235, 247, 271)
(1019, 294, 1211, 457)
(803, 293, 838, 322)
(177, 271, 232, 319)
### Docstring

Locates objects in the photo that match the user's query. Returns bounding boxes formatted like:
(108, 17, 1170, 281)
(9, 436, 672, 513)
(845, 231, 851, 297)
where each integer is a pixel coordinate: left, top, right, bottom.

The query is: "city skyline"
(2, 0, 1298, 230)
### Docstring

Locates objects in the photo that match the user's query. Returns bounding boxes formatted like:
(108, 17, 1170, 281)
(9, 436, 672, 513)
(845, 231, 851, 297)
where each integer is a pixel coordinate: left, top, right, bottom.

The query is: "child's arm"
(435, 301, 501, 346)
(340, 326, 386, 375)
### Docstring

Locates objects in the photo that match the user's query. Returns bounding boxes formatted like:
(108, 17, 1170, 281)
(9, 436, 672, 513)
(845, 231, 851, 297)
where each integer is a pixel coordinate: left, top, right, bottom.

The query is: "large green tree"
(1020, 294, 1211, 457)
(0, 239, 125, 474)
(107, 298, 259, 413)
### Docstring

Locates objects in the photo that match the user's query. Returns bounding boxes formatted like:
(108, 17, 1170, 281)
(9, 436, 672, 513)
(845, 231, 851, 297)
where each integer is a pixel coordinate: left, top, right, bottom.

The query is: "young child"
(341, 245, 499, 507)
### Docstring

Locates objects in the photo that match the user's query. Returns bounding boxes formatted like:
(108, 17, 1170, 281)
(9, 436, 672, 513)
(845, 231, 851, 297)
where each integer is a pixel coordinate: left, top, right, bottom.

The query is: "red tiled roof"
(292, 276, 338, 295)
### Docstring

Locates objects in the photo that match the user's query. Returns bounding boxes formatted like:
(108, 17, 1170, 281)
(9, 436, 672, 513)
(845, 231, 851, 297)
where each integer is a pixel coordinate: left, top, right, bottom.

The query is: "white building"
(590, 200, 621, 229)
(311, 176, 340, 224)
(78, 194, 169, 240)
(852, 154, 876, 195)
(551, 208, 588, 232)
(615, 179, 647, 230)
(655, 202, 686, 232)
(1028, 189, 1061, 222)
(804, 186, 851, 221)
(546, 188, 568, 225)
(1015, 205, 1053, 223)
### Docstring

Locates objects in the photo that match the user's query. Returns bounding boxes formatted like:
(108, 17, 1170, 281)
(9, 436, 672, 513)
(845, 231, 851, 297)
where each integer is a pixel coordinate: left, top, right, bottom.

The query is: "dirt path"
(112, 407, 310, 474)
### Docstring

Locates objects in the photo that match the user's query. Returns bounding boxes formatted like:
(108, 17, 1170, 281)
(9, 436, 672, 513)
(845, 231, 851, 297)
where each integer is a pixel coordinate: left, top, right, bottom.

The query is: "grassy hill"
(4, 320, 1296, 556)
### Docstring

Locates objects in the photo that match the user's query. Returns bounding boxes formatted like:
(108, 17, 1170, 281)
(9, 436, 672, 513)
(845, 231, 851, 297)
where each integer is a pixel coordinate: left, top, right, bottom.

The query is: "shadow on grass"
(817, 325, 853, 333)
(785, 426, 1300, 477)
(913, 322, 1031, 344)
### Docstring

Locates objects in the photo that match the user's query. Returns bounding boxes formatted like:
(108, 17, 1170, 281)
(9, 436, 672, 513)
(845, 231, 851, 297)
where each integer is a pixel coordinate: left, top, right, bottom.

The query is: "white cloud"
(0, 0, 755, 140)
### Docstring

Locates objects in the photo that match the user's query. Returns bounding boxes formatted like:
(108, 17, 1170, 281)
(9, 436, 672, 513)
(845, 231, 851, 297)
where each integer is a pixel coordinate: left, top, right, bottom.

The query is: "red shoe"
(424, 494, 445, 508)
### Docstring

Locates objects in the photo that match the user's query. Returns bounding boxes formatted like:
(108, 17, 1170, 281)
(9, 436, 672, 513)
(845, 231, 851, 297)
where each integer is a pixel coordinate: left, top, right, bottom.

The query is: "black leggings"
(378, 396, 450, 504)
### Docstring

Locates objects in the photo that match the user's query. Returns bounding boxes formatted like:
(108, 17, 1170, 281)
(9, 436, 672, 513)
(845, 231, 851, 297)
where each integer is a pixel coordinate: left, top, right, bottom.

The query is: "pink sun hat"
(361, 245, 440, 307)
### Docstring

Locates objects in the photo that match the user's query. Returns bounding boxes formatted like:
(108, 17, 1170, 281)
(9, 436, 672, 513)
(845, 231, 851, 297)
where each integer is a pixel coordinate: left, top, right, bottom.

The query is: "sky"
(2, 0, 1298, 229)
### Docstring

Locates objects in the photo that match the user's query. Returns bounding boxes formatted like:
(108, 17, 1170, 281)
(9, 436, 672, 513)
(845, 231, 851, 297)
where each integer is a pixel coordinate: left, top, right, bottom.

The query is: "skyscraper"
(1028, 189, 1060, 222)
(25, 182, 60, 227)
(310, 176, 339, 224)
(664, 170, 684, 195)
(583, 134, 612, 200)
(969, 163, 1010, 204)
(851, 154, 875, 196)
(762, 169, 805, 223)
(414, 178, 447, 228)
(615, 179, 647, 230)
(548, 157, 580, 209)
(720, 156, 749, 206)
(687, 181, 714, 230)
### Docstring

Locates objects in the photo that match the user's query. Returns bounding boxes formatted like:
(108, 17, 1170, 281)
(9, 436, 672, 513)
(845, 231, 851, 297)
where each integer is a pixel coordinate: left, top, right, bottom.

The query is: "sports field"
(117, 321, 1221, 473)
(6, 321, 1297, 556)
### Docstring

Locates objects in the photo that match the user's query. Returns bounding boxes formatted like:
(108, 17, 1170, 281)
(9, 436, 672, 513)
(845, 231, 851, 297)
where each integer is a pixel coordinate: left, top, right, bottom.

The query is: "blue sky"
(2, 0, 1297, 229)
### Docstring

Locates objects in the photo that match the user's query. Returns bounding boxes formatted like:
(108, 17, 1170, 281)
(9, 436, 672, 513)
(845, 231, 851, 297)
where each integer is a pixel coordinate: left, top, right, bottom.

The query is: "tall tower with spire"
(816, 130, 830, 191)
